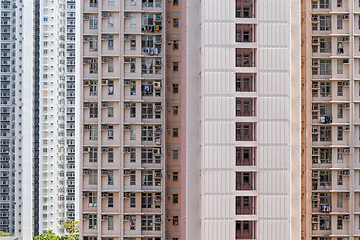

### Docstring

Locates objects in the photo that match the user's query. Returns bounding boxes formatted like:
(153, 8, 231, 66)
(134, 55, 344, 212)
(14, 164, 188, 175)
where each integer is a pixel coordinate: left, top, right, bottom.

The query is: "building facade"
(186, 0, 301, 239)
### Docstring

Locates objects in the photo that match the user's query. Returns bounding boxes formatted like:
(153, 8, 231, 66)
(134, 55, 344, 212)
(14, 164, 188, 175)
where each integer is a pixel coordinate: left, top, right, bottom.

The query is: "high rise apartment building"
(0, 0, 79, 237)
(303, 0, 360, 239)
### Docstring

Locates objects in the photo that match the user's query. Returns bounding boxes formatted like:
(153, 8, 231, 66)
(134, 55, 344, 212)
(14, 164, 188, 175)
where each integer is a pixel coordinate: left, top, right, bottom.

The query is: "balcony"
(236, 172, 256, 191)
(236, 147, 256, 166)
(236, 196, 256, 215)
(236, 122, 255, 141)
(236, 0, 255, 18)
(236, 221, 256, 239)
(236, 48, 256, 67)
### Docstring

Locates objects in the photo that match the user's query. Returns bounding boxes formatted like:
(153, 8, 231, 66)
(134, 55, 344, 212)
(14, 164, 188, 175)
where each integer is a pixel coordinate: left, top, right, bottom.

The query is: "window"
(320, 60, 331, 75)
(89, 0, 98, 7)
(173, 62, 179, 71)
(337, 215, 343, 230)
(89, 215, 97, 229)
(338, 126, 343, 141)
(108, 170, 114, 185)
(337, 171, 343, 185)
(141, 170, 153, 186)
(173, 0, 179, 5)
(141, 216, 153, 231)
(130, 171, 136, 185)
(337, 0, 342, 7)
(173, 128, 179, 137)
(108, 103, 114, 118)
(338, 149, 343, 163)
(89, 15, 98, 29)
(89, 170, 97, 185)
(130, 36, 136, 50)
(319, 15, 331, 31)
(173, 172, 179, 181)
(89, 192, 97, 207)
(130, 14, 136, 28)
(142, 103, 153, 119)
(173, 150, 179, 159)
(142, 14, 154, 27)
(173, 84, 179, 93)
(130, 81, 136, 95)
(319, 0, 331, 9)
(173, 216, 179, 225)
(130, 148, 136, 162)
(142, 81, 153, 96)
(89, 81, 98, 96)
(141, 148, 153, 163)
(173, 194, 179, 203)
(337, 59, 343, 74)
(89, 60, 98, 74)
(89, 37, 98, 51)
(90, 126, 98, 140)
(108, 13, 114, 28)
(319, 126, 331, 142)
(130, 103, 136, 117)
(108, 148, 114, 162)
(337, 193, 343, 208)
(173, 106, 179, 115)
(142, 193, 153, 208)
(108, 216, 114, 230)
(89, 104, 98, 118)
(108, 0, 114, 5)
(337, 104, 343, 118)
(89, 148, 97, 162)
(130, 125, 136, 140)
(130, 193, 136, 207)
(173, 40, 179, 50)
(108, 126, 114, 140)
(142, 36, 154, 50)
(130, 216, 136, 230)
(108, 58, 114, 72)
(108, 39, 113, 50)
(142, 126, 153, 141)
(108, 193, 114, 207)
(173, 18, 179, 28)
(108, 80, 114, 95)
(337, 15, 343, 30)
(142, 0, 154, 7)
(131, 0, 136, 6)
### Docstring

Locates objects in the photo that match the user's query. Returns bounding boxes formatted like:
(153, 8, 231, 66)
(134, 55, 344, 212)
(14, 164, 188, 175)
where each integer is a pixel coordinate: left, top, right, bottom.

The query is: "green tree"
(33, 230, 61, 240)
(0, 231, 10, 236)
(61, 218, 79, 240)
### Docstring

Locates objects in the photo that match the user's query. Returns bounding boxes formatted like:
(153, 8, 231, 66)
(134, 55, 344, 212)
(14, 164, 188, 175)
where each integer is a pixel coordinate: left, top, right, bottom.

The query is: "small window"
(173, 84, 179, 93)
(173, 0, 179, 6)
(173, 172, 179, 181)
(173, 40, 179, 50)
(173, 106, 179, 115)
(173, 128, 179, 138)
(173, 194, 179, 203)
(173, 62, 179, 71)
(173, 150, 179, 159)
(173, 18, 179, 28)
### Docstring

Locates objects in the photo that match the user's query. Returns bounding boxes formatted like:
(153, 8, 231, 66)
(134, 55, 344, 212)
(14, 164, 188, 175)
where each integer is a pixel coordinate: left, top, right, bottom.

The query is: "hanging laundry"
(154, 48, 158, 55)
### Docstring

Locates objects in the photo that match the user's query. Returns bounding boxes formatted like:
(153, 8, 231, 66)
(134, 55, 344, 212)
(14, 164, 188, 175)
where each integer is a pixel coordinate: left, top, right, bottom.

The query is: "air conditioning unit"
(343, 215, 350, 220)
(154, 81, 162, 88)
(124, 102, 131, 108)
(344, 170, 350, 176)
(312, 126, 318, 133)
(154, 172, 162, 178)
(343, 126, 350, 131)
(344, 104, 350, 109)
(82, 192, 89, 197)
(155, 14, 162, 20)
(343, 37, 350, 42)
(101, 170, 108, 175)
(312, 171, 319, 178)
(343, 14, 350, 20)
(83, 170, 89, 175)
(83, 80, 90, 86)
(124, 125, 131, 130)
(101, 192, 108, 198)
(155, 36, 162, 43)
(124, 170, 131, 175)
(153, 148, 161, 155)
(312, 60, 319, 66)
(124, 215, 130, 221)
(101, 125, 109, 130)
(312, 38, 318, 44)
(124, 13, 130, 18)
(101, 34, 109, 40)
(101, 102, 108, 108)
(102, 12, 109, 18)
(83, 14, 90, 19)
(83, 59, 90, 64)
(124, 192, 130, 198)
(155, 104, 162, 111)
(102, 147, 109, 153)
(312, 194, 319, 200)
(102, 215, 108, 221)
(343, 59, 349, 64)
(124, 80, 131, 85)
(102, 57, 109, 62)
(124, 35, 130, 40)
(343, 193, 350, 198)
(311, 15, 318, 21)
(124, 147, 130, 153)
(155, 217, 161, 223)
(124, 58, 131, 62)
(344, 148, 350, 154)
(83, 214, 89, 219)
(102, 80, 108, 85)
(83, 147, 90, 153)
(83, 37, 89, 41)
(154, 195, 162, 201)
(155, 59, 162, 65)
(344, 81, 350, 86)
(312, 104, 318, 110)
